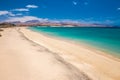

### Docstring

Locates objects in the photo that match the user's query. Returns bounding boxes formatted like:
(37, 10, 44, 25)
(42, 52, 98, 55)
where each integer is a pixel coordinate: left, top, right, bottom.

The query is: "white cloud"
(13, 8, 29, 11)
(26, 5, 38, 8)
(73, 1, 77, 5)
(0, 11, 9, 16)
(16, 13, 22, 16)
(0, 11, 15, 16)
(61, 19, 80, 23)
(117, 8, 120, 10)
(5, 16, 48, 22)
(9, 12, 16, 16)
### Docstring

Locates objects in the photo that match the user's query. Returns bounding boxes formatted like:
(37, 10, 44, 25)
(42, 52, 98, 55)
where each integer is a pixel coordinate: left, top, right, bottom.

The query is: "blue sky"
(0, 0, 120, 25)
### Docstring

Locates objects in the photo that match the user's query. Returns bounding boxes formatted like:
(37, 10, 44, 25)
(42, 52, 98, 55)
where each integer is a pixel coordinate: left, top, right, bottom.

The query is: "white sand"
(0, 28, 90, 80)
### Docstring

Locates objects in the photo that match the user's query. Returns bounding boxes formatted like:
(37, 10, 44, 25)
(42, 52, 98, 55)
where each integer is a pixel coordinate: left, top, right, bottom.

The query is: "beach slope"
(20, 27, 120, 80)
(0, 28, 90, 80)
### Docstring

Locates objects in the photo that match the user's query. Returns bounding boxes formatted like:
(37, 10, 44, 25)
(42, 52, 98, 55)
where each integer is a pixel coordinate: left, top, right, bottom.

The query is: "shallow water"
(29, 27, 120, 58)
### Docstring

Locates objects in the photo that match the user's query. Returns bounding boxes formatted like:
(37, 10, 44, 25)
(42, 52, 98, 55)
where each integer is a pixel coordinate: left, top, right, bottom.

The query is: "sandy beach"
(0, 27, 120, 80)
(0, 28, 90, 80)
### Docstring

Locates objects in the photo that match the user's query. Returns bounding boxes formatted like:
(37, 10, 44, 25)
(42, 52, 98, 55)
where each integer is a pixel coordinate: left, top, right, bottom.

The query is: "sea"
(29, 26, 120, 58)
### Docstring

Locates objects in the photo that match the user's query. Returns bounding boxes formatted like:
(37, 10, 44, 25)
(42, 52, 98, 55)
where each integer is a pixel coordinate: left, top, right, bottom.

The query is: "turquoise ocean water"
(29, 27, 120, 58)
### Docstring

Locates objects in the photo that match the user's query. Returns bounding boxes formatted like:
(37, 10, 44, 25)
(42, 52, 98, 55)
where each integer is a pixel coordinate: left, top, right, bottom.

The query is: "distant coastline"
(0, 21, 115, 28)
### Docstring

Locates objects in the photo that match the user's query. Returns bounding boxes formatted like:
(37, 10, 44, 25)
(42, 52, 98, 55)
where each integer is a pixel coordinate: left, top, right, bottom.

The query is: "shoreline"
(20, 27, 120, 80)
(29, 27, 120, 61)
(17, 27, 91, 80)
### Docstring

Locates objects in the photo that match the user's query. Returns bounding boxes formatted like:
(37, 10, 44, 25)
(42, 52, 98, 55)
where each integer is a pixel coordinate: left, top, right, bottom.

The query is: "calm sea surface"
(29, 27, 120, 58)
